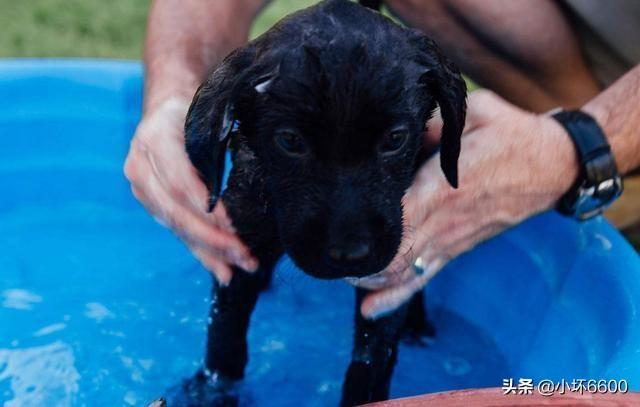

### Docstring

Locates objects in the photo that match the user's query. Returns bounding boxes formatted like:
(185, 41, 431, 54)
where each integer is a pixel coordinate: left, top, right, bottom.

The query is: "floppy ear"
(411, 34, 467, 188)
(185, 47, 272, 210)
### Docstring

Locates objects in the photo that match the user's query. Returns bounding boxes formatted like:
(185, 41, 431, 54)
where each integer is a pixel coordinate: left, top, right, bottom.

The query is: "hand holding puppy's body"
(124, 0, 265, 283)
(360, 62, 640, 318)
(357, 90, 578, 318)
(125, 98, 258, 283)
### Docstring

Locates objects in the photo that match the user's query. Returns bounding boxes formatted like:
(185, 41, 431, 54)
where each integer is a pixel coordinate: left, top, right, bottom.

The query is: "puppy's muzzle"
(328, 240, 371, 264)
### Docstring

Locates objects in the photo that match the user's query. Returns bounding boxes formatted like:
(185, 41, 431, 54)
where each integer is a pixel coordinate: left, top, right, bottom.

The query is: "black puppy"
(184, 0, 466, 405)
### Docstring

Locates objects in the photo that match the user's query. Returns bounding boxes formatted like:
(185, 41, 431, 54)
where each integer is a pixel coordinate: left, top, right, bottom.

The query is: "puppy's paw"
(401, 291, 436, 346)
(166, 369, 240, 407)
(147, 397, 167, 407)
(401, 316, 436, 346)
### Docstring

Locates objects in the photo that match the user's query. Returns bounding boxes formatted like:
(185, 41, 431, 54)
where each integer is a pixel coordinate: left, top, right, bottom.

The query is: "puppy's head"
(186, 1, 466, 279)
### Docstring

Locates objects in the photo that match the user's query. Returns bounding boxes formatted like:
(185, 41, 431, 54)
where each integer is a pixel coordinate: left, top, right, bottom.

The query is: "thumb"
(360, 258, 444, 319)
(360, 272, 430, 320)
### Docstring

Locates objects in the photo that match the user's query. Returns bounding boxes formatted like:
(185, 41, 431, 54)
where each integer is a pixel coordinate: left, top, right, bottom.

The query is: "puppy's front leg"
(340, 288, 410, 407)
(182, 258, 278, 405)
(205, 266, 273, 380)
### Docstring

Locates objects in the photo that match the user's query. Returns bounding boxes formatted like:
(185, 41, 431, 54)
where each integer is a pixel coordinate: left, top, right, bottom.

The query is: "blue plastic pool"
(1, 60, 640, 406)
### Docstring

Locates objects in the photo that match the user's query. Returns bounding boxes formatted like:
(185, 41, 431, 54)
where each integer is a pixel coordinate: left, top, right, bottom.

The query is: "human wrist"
(143, 60, 201, 115)
(580, 63, 640, 175)
(536, 114, 581, 200)
(581, 103, 631, 175)
(144, 87, 194, 118)
(139, 96, 192, 132)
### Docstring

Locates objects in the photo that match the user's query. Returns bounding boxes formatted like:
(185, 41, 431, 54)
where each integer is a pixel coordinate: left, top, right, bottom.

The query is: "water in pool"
(0, 200, 507, 406)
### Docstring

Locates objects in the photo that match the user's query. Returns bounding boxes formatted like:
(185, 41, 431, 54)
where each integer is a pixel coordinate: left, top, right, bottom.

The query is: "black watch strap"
(551, 109, 622, 219)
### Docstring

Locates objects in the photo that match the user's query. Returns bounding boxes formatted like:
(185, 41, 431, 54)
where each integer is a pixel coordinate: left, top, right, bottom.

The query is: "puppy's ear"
(411, 34, 467, 188)
(185, 47, 271, 210)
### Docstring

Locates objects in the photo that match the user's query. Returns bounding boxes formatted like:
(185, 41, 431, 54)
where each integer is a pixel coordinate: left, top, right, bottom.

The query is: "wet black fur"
(182, 1, 466, 405)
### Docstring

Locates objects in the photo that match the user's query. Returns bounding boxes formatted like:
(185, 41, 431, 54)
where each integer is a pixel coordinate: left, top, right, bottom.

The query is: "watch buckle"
(575, 176, 623, 220)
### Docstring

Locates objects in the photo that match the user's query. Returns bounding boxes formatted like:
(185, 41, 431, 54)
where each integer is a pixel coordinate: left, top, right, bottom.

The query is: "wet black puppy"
(184, 0, 466, 405)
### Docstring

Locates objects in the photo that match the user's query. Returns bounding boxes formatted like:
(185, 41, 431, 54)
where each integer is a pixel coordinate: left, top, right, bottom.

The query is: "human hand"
(352, 90, 579, 319)
(124, 97, 258, 285)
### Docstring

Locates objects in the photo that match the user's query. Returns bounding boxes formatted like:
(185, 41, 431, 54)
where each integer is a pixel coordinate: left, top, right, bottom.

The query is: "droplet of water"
(317, 381, 334, 394)
(594, 233, 613, 250)
(260, 339, 285, 352)
(443, 356, 471, 376)
(1, 289, 42, 310)
(138, 359, 154, 371)
(124, 390, 137, 405)
(84, 302, 115, 323)
(33, 323, 66, 337)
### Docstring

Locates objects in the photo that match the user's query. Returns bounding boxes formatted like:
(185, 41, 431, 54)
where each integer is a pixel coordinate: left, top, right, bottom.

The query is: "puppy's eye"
(379, 130, 409, 155)
(274, 131, 309, 157)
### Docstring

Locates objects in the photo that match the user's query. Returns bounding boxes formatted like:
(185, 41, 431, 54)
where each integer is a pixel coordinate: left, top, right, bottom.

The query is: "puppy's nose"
(328, 242, 370, 263)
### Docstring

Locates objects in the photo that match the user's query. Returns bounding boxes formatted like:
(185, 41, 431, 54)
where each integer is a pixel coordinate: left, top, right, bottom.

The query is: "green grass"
(251, 0, 319, 39)
(0, 0, 322, 59)
(0, 0, 149, 58)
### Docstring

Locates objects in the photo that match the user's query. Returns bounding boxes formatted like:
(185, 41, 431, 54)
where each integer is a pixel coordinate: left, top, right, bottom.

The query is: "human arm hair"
(143, 0, 269, 113)
(386, 0, 601, 112)
(583, 64, 640, 174)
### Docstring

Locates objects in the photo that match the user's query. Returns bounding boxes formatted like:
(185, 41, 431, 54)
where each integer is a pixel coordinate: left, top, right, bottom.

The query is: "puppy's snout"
(328, 241, 371, 263)
(291, 210, 398, 279)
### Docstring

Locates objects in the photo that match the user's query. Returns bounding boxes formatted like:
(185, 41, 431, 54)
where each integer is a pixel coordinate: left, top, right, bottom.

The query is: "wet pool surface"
(0, 201, 508, 406)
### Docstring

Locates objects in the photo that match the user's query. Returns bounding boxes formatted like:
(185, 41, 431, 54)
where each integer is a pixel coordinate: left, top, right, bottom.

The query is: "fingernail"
(362, 300, 396, 320)
(228, 250, 244, 265)
(215, 272, 231, 287)
(230, 249, 258, 272)
(243, 259, 259, 272)
(218, 277, 231, 287)
(362, 308, 380, 320)
(361, 303, 379, 320)
(364, 276, 388, 285)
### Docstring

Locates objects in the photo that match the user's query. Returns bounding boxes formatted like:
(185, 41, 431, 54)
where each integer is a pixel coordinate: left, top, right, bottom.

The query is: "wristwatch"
(550, 109, 623, 220)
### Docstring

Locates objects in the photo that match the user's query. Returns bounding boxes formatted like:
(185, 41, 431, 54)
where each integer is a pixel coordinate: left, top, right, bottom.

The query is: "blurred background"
(0, 0, 317, 58)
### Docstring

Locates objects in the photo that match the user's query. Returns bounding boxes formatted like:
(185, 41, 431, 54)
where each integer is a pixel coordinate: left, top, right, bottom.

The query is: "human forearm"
(386, 0, 600, 112)
(125, 0, 265, 282)
(583, 64, 640, 175)
(143, 0, 266, 113)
